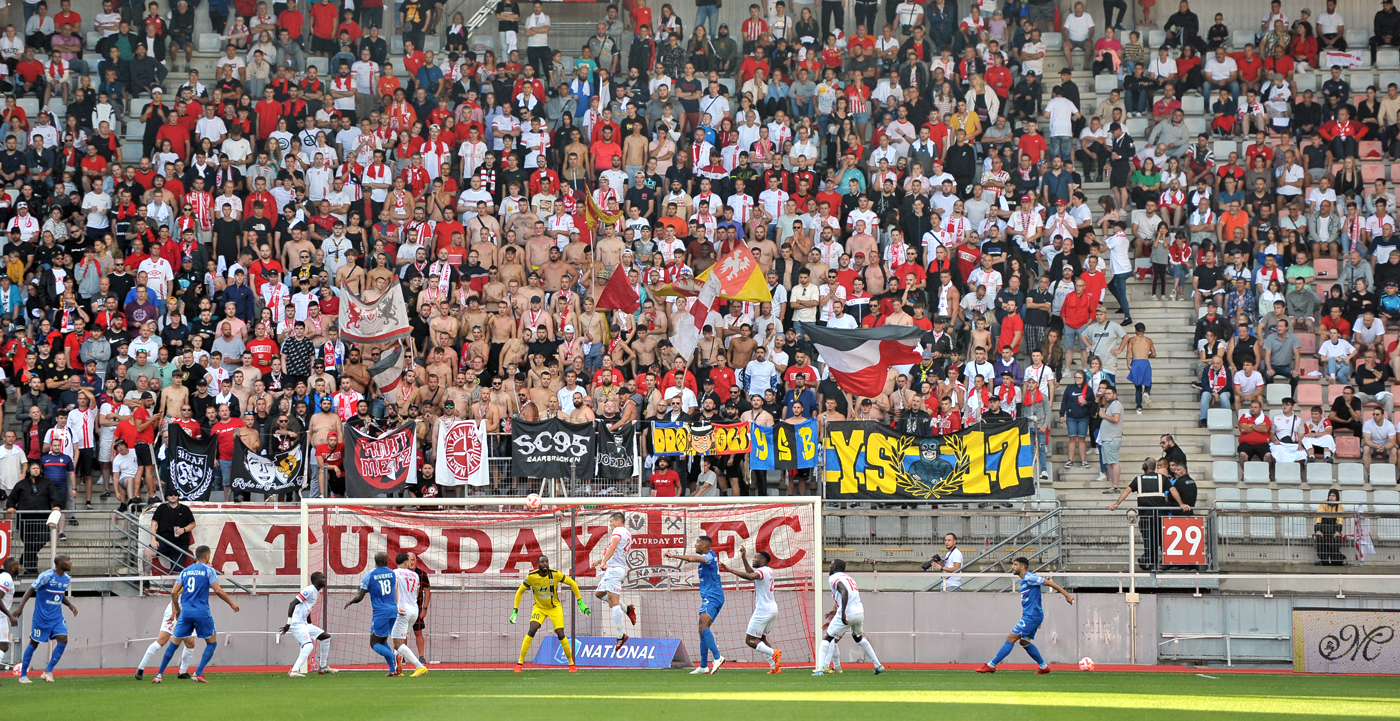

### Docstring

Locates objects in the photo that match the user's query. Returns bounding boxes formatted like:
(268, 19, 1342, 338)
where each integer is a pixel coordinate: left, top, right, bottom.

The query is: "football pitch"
(3, 667, 1397, 720)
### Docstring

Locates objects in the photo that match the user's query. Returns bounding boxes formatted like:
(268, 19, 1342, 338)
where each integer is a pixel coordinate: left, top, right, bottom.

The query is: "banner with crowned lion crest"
(822, 420, 1036, 500)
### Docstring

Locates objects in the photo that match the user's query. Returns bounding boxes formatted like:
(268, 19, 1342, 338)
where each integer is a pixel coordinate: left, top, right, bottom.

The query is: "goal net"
(298, 498, 820, 669)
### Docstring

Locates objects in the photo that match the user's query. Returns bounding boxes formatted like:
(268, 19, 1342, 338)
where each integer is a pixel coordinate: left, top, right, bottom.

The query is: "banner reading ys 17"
(823, 420, 1036, 500)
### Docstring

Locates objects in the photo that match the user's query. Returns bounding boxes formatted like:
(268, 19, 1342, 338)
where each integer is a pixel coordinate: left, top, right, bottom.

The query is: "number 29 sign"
(1161, 517, 1207, 565)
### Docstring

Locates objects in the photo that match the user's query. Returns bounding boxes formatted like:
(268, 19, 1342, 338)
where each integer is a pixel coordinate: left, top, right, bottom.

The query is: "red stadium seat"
(1361, 140, 1384, 160)
(1297, 383, 1324, 407)
(1297, 333, 1318, 354)
(1328, 384, 1346, 403)
(1299, 357, 1319, 375)
(1389, 163, 1400, 183)
(1314, 259, 1338, 279)
(1367, 162, 1389, 183)
(1337, 435, 1363, 458)
(1316, 281, 1335, 299)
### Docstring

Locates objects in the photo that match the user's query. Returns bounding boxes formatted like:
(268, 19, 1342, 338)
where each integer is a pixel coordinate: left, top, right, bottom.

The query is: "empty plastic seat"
(1365, 162, 1390, 183)
(1347, 28, 1372, 48)
(1373, 464, 1398, 486)
(1341, 489, 1368, 507)
(1375, 506, 1400, 541)
(874, 516, 901, 540)
(1182, 94, 1205, 114)
(1298, 333, 1318, 354)
(1207, 408, 1234, 430)
(1211, 434, 1238, 456)
(824, 516, 842, 541)
(1276, 462, 1302, 485)
(1380, 51, 1400, 71)
(1295, 72, 1318, 93)
(1381, 70, 1400, 89)
(1232, 30, 1254, 50)
(1243, 461, 1272, 484)
(1351, 70, 1376, 90)
(1246, 488, 1276, 538)
(1375, 490, 1400, 505)
(1278, 489, 1309, 539)
(1338, 463, 1367, 485)
(1314, 259, 1339, 279)
(1328, 384, 1347, 403)
(1299, 358, 1320, 375)
(307, 57, 329, 74)
(1307, 462, 1334, 485)
(1215, 486, 1242, 507)
(843, 515, 871, 539)
(1217, 486, 1244, 538)
(1184, 117, 1208, 136)
(197, 33, 223, 52)
(907, 515, 934, 541)
(1125, 117, 1149, 136)
(1266, 383, 1293, 405)
(1310, 488, 1334, 504)
(1212, 140, 1237, 160)
(1213, 460, 1239, 484)
(1043, 32, 1064, 50)
(1148, 29, 1167, 46)
(1296, 383, 1325, 407)
(1094, 74, 1119, 94)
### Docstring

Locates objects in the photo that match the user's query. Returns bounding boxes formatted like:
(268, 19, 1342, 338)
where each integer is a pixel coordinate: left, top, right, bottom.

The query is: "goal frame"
(298, 495, 824, 666)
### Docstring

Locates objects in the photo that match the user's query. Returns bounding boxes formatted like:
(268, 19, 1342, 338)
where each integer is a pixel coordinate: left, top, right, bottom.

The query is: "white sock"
(755, 641, 774, 665)
(139, 641, 161, 671)
(397, 643, 424, 670)
(180, 645, 194, 674)
(293, 643, 314, 673)
(817, 639, 832, 670)
(317, 638, 331, 668)
(858, 638, 881, 667)
(611, 605, 626, 637)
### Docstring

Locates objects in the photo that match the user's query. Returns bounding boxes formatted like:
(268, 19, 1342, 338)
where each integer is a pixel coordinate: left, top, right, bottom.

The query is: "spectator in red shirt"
(14, 48, 45, 100)
(308, 0, 339, 55)
(649, 456, 680, 496)
(316, 429, 345, 496)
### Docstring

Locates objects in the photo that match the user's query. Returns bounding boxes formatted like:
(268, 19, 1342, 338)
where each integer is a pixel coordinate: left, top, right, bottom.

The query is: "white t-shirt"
(942, 547, 964, 590)
(605, 527, 632, 569)
(1062, 12, 1095, 41)
(1044, 96, 1078, 138)
(1020, 41, 1046, 75)
(1318, 338, 1355, 360)
(1364, 418, 1397, 445)
(112, 447, 138, 481)
(829, 571, 864, 617)
(292, 583, 319, 624)
(1234, 370, 1265, 396)
(753, 566, 777, 614)
(393, 567, 420, 614)
(1276, 164, 1305, 196)
(1148, 55, 1177, 80)
(1317, 11, 1345, 34)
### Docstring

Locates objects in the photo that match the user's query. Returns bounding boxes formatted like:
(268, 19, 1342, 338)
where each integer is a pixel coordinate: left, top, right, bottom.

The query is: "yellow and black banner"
(823, 420, 1037, 500)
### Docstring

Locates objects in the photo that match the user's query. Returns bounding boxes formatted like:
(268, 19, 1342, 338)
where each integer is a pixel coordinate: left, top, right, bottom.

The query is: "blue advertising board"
(533, 636, 687, 668)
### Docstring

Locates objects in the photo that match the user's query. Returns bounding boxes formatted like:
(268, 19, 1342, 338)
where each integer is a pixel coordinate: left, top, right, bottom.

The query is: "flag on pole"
(338, 281, 411, 343)
(596, 263, 641, 313)
(672, 272, 722, 361)
(370, 344, 407, 405)
(803, 324, 925, 397)
(695, 244, 772, 302)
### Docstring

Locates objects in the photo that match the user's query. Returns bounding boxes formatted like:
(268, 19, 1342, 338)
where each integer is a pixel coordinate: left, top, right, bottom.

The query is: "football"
(1079, 657, 1095, 671)
(525, 493, 542, 511)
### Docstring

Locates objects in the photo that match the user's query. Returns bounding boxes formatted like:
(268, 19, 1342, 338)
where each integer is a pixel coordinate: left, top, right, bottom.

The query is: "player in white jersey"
(279, 572, 337, 677)
(591, 512, 638, 651)
(720, 547, 783, 674)
(133, 598, 196, 680)
(391, 553, 427, 677)
(814, 559, 885, 676)
(1, 557, 18, 669)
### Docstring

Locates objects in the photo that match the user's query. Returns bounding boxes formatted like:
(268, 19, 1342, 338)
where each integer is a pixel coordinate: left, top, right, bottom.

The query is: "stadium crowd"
(0, 0, 1399, 529)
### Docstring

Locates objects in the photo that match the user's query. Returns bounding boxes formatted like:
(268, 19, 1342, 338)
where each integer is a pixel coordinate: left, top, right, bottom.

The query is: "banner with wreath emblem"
(822, 420, 1037, 500)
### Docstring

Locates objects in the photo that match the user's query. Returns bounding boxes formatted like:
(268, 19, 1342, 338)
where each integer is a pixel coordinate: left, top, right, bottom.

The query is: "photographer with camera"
(921, 533, 964, 591)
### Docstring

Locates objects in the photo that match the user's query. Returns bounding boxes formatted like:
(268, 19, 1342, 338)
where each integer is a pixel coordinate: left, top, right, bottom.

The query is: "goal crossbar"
(298, 496, 824, 666)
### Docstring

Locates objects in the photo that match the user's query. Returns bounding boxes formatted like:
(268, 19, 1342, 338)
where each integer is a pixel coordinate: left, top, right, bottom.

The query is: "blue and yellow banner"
(774, 419, 819, 470)
(750, 425, 776, 470)
(823, 420, 1036, 500)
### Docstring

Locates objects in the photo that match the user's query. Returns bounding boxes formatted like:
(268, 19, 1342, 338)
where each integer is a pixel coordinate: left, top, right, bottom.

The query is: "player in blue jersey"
(155, 545, 240, 684)
(345, 551, 401, 676)
(976, 557, 1074, 674)
(665, 535, 727, 674)
(10, 555, 76, 683)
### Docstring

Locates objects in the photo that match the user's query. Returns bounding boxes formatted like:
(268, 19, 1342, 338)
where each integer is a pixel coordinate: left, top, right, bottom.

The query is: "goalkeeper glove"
(509, 609, 518, 624)
(577, 599, 592, 616)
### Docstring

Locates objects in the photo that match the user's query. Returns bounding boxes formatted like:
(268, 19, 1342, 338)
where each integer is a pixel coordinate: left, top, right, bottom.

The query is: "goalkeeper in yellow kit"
(511, 554, 591, 673)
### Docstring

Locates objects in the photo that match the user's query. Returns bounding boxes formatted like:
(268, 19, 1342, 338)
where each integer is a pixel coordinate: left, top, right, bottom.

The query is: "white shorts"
(745, 610, 778, 638)
(826, 613, 864, 640)
(290, 622, 324, 646)
(392, 611, 418, 639)
(597, 566, 626, 595)
(98, 433, 114, 463)
(159, 609, 177, 636)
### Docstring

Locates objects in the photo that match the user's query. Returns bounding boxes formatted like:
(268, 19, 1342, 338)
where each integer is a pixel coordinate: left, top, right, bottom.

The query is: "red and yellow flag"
(695, 244, 772, 303)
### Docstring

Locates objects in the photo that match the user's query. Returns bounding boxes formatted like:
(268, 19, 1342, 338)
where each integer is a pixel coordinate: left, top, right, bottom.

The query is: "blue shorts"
(173, 612, 216, 640)
(371, 611, 396, 638)
(1012, 615, 1043, 640)
(699, 597, 724, 620)
(1065, 416, 1089, 438)
(30, 618, 67, 643)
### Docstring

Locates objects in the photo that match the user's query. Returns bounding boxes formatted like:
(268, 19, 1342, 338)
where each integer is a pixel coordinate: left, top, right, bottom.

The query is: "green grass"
(4, 668, 1398, 720)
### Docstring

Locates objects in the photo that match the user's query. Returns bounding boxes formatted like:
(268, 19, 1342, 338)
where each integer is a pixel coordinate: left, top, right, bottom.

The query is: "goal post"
(298, 496, 823, 668)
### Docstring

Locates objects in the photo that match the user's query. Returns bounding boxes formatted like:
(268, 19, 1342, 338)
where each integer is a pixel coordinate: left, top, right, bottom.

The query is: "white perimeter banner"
(173, 504, 816, 588)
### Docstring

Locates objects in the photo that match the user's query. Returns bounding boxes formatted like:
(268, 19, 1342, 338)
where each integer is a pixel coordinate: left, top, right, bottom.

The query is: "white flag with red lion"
(435, 419, 490, 486)
(338, 282, 411, 343)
